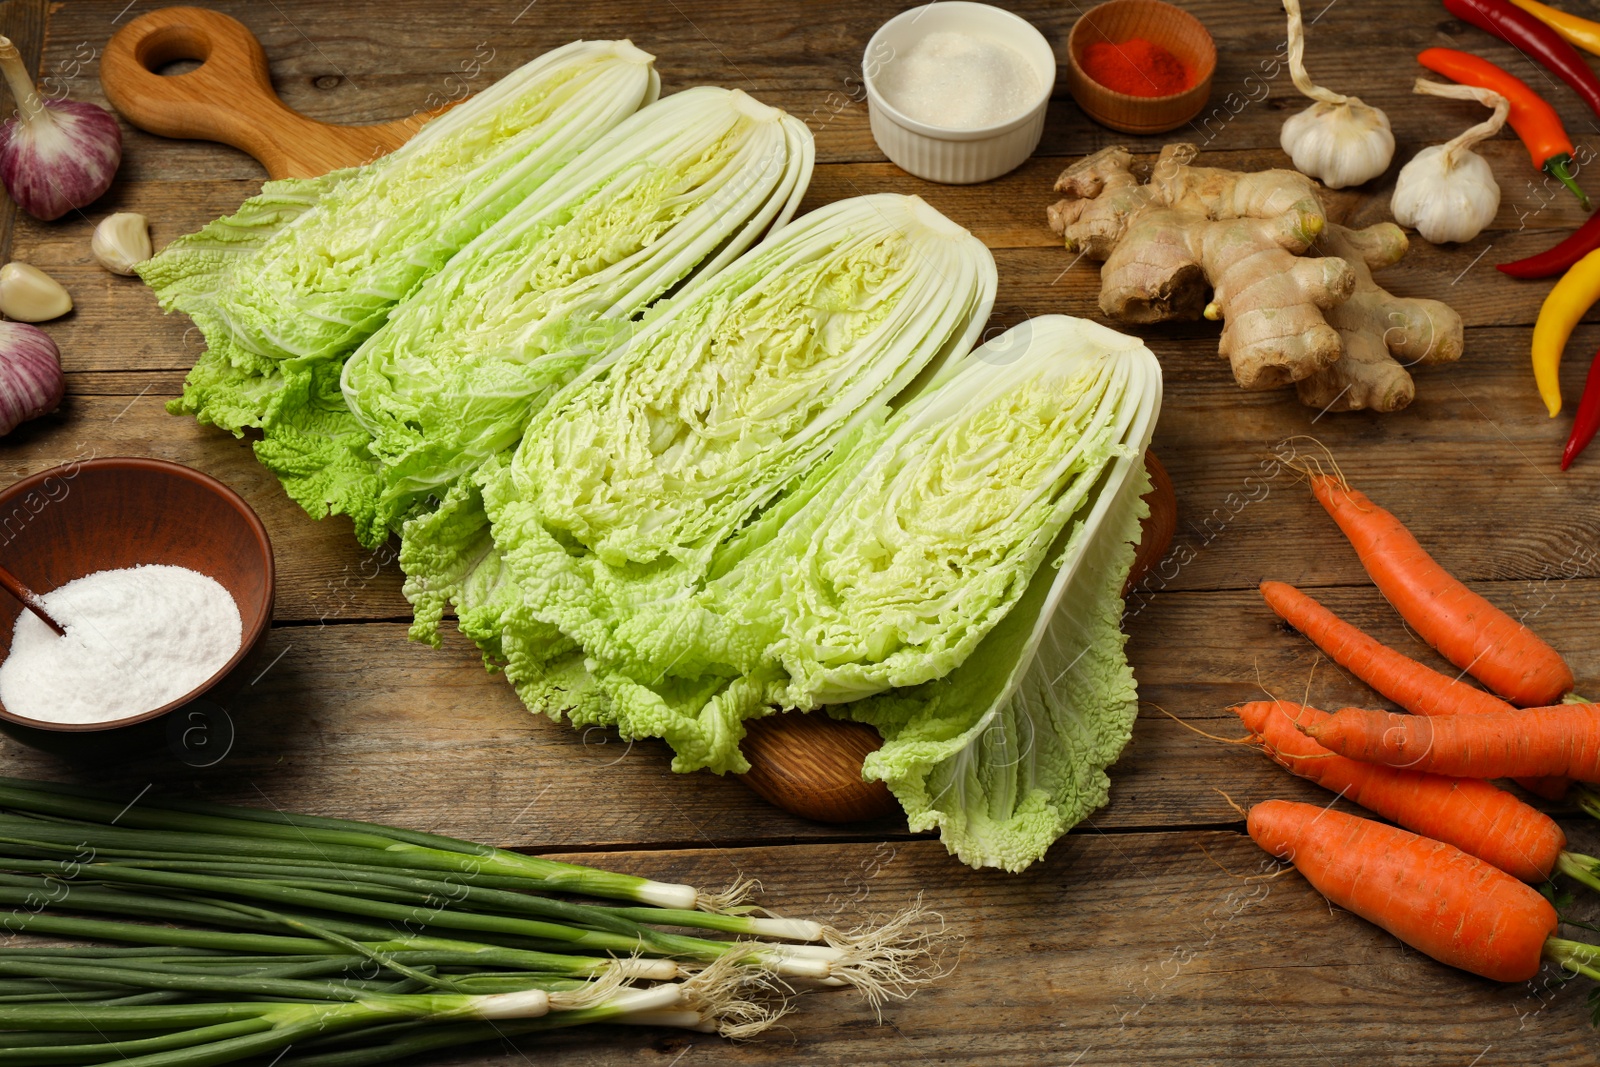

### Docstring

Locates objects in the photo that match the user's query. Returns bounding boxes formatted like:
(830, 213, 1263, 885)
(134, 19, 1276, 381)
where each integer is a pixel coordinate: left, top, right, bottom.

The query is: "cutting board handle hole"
(149, 58, 203, 77)
(134, 23, 213, 75)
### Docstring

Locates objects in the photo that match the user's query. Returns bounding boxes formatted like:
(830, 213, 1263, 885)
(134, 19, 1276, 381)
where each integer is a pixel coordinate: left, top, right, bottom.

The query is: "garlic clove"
(0, 320, 62, 435)
(0, 262, 71, 322)
(91, 212, 151, 275)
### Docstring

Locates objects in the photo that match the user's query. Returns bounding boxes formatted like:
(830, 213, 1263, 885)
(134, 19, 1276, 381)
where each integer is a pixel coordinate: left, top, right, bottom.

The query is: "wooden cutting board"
(100, 8, 1180, 825)
(100, 7, 438, 179)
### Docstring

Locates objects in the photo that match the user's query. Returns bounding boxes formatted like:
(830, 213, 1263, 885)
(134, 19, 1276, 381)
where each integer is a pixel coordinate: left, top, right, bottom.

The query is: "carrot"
(1306, 704, 1600, 781)
(1257, 580, 1571, 801)
(1236, 700, 1568, 882)
(1246, 800, 1562, 982)
(1308, 474, 1574, 707)
(1259, 581, 1515, 717)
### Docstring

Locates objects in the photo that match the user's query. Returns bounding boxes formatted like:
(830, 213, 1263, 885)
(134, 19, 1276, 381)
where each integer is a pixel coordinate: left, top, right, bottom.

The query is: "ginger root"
(1299, 224, 1463, 411)
(1047, 143, 1462, 412)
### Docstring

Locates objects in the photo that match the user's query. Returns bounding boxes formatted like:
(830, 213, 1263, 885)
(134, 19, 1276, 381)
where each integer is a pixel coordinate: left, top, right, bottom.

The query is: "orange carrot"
(1247, 800, 1559, 982)
(1259, 581, 1516, 717)
(1521, 776, 1575, 804)
(1258, 580, 1571, 801)
(1307, 705, 1600, 781)
(1236, 701, 1566, 882)
(1309, 475, 1574, 707)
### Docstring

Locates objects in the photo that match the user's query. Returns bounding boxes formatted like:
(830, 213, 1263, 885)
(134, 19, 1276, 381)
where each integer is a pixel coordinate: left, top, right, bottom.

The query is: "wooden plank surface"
(1, 0, 1599, 1062)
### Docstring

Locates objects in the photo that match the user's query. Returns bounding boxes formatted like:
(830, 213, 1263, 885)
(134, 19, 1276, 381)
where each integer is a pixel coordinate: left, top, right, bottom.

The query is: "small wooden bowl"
(741, 714, 899, 823)
(1065, 0, 1216, 135)
(0, 458, 274, 757)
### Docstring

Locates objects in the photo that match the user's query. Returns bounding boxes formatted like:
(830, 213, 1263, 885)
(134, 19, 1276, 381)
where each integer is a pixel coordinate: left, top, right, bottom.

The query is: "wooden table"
(1, 0, 1598, 1061)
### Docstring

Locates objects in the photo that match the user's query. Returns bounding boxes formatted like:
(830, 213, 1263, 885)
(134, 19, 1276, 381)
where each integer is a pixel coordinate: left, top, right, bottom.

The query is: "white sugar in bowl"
(863, 2, 1056, 184)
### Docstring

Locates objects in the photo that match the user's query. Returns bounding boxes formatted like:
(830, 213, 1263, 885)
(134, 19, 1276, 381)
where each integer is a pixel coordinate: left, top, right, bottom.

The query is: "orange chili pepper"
(1418, 47, 1589, 208)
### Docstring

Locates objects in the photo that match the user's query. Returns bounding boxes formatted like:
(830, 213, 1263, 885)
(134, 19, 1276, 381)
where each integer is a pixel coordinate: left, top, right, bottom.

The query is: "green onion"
(55, 857, 819, 942)
(277, 989, 714, 1067)
(0, 778, 704, 909)
(0, 776, 945, 1064)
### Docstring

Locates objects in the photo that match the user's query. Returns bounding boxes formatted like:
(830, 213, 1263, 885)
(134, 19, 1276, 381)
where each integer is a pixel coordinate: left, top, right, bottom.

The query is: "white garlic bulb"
(1392, 146, 1499, 243)
(91, 212, 151, 275)
(1281, 101, 1395, 190)
(1391, 81, 1508, 245)
(1280, 0, 1394, 189)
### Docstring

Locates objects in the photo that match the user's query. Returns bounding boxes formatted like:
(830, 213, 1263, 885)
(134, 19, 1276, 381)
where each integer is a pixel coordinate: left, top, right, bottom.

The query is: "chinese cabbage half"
(140, 39, 659, 439)
(320, 86, 814, 541)
(463, 194, 998, 770)
(841, 316, 1162, 872)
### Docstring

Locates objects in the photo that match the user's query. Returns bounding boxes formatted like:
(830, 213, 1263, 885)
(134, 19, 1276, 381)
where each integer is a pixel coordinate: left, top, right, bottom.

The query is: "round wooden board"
(739, 451, 1177, 824)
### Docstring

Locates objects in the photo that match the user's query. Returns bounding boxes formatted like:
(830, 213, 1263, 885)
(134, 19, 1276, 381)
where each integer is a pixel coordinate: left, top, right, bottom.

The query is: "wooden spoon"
(0, 563, 64, 637)
(739, 451, 1177, 824)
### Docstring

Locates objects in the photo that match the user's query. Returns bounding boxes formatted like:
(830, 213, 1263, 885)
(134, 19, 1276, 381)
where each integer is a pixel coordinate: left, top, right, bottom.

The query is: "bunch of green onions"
(0, 777, 945, 1065)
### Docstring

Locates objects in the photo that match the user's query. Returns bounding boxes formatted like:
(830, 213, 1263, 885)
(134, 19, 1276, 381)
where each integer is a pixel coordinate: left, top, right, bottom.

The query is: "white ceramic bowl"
(863, 2, 1056, 185)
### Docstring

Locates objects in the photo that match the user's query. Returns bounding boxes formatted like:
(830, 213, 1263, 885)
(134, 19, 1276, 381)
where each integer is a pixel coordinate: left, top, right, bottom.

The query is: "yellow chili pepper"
(1531, 248, 1600, 416)
(1508, 0, 1600, 56)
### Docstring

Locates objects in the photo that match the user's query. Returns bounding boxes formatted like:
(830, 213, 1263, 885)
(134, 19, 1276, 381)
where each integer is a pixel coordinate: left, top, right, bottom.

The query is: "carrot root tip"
(1213, 788, 1248, 819)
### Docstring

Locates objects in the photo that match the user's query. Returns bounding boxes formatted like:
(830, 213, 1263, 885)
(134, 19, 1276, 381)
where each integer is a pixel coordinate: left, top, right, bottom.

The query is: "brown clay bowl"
(1065, 0, 1216, 135)
(0, 457, 273, 758)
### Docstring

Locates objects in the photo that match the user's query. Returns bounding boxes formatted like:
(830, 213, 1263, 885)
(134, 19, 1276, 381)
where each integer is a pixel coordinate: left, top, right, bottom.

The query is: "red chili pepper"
(1443, 0, 1600, 119)
(1418, 48, 1588, 208)
(1499, 211, 1600, 278)
(1561, 349, 1600, 468)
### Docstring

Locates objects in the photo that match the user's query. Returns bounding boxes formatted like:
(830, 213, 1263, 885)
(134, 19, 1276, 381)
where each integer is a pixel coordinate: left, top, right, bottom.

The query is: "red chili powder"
(1081, 37, 1189, 97)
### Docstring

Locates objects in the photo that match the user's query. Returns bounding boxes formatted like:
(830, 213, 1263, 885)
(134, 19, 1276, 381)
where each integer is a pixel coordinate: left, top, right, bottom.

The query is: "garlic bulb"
(91, 212, 151, 275)
(1280, 0, 1394, 188)
(0, 321, 62, 435)
(0, 262, 71, 322)
(1281, 102, 1394, 189)
(0, 35, 120, 221)
(1392, 81, 1508, 245)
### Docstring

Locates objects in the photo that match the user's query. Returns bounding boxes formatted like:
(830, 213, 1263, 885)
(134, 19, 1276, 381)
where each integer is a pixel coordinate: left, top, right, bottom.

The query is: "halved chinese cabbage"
(141, 39, 659, 440)
(841, 317, 1161, 872)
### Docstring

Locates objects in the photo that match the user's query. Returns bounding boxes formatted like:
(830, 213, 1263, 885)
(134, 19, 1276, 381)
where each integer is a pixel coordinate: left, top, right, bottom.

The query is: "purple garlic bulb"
(0, 322, 61, 435)
(0, 36, 120, 221)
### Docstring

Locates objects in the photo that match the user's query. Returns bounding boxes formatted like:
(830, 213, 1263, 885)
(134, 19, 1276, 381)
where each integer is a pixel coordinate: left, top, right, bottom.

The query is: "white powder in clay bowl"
(0, 564, 243, 725)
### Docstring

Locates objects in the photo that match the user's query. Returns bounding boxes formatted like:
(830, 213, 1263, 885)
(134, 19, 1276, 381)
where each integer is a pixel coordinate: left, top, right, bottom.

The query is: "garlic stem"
(1414, 79, 1509, 169)
(1283, 0, 1352, 107)
(0, 36, 46, 126)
